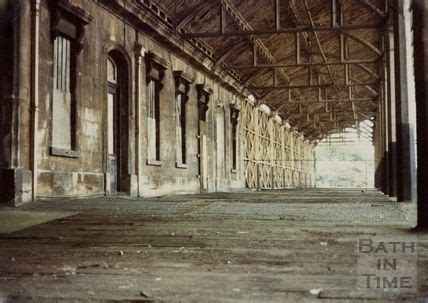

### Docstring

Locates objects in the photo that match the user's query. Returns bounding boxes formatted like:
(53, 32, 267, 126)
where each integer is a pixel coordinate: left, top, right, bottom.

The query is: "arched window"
(107, 57, 117, 85)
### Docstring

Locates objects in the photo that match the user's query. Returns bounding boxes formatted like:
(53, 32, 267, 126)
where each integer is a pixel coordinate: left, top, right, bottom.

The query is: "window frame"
(48, 0, 92, 158)
(50, 34, 78, 157)
(230, 105, 240, 173)
(145, 52, 169, 166)
(174, 71, 194, 169)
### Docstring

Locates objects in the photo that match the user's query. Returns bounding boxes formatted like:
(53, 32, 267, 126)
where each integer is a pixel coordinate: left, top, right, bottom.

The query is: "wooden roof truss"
(149, 0, 390, 141)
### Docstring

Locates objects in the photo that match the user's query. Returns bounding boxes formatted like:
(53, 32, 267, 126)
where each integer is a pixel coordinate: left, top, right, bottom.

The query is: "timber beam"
(183, 23, 384, 38)
(276, 98, 379, 104)
(226, 59, 380, 70)
(357, 0, 388, 19)
(251, 82, 381, 90)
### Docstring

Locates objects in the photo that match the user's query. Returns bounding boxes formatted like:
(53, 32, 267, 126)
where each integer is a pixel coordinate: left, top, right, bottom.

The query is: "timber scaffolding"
(241, 100, 315, 189)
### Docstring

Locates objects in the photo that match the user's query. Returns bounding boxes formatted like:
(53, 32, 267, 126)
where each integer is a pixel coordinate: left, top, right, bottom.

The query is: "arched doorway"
(106, 51, 129, 195)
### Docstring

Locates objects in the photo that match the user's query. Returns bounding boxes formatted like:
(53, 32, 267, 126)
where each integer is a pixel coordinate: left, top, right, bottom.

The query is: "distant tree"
(315, 139, 374, 188)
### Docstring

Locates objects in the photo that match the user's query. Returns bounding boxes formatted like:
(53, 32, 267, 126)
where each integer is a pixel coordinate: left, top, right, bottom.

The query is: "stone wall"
(0, 0, 321, 203)
(0, 0, 33, 205)
(0, 0, 247, 201)
(0, 0, 10, 190)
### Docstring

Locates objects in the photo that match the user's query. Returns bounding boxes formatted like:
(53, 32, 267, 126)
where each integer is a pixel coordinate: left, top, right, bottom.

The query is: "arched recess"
(106, 49, 130, 195)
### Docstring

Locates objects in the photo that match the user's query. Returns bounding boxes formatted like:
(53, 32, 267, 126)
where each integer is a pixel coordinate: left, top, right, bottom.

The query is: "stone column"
(387, 26, 398, 199)
(414, 0, 428, 227)
(394, 0, 417, 203)
(378, 53, 390, 195)
(0, 0, 33, 205)
(373, 120, 383, 190)
(133, 44, 146, 197)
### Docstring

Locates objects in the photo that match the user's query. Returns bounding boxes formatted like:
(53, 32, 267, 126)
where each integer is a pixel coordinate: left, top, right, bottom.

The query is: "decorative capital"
(229, 97, 241, 111)
(134, 44, 145, 58)
(145, 52, 170, 70)
(145, 51, 169, 83)
(48, 0, 93, 52)
(196, 84, 213, 121)
(230, 104, 240, 122)
(196, 84, 213, 96)
(215, 99, 224, 108)
(174, 70, 194, 84)
(174, 70, 194, 95)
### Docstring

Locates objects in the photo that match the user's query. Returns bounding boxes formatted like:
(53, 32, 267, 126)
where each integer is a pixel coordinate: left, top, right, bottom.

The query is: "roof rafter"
(250, 81, 380, 90)
(182, 23, 383, 38)
(356, 0, 388, 19)
(162, 0, 387, 141)
(175, 1, 216, 30)
(218, 0, 306, 104)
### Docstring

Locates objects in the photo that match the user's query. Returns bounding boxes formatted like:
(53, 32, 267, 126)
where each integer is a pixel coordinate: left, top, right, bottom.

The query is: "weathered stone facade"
(0, 0, 34, 205)
(0, 0, 315, 205)
(0, 0, 250, 204)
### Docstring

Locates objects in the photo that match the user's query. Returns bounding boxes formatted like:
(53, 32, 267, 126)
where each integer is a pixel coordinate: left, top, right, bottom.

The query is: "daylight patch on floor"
(0, 211, 75, 233)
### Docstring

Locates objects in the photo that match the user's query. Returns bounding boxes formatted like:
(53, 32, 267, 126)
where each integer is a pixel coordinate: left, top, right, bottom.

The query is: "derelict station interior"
(0, 0, 428, 301)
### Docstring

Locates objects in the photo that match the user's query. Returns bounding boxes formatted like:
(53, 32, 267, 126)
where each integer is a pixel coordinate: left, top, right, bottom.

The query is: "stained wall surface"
(0, 0, 315, 204)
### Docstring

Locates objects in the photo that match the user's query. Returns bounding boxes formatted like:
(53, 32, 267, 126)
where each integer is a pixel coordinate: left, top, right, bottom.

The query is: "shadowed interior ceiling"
(148, 0, 388, 141)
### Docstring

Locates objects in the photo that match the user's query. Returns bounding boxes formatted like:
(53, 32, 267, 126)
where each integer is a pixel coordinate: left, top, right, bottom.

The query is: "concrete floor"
(0, 189, 426, 302)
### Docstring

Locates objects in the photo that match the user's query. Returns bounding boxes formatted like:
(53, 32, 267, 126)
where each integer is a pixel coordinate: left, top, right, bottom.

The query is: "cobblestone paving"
(19, 197, 199, 216)
(189, 201, 407, 222)
(17, 189, 409, 224)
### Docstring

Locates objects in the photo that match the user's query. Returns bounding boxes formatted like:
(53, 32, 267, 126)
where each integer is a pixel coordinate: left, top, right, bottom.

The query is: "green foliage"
(315, 143, 374, 188)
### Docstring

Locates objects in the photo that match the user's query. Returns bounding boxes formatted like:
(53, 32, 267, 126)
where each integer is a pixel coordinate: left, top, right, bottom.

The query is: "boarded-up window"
(146, 52, 169, 163)
(173, 71, 193, 167)
(216, 108, 226, 180)
(48, 0, 93, 157)
(230, 107, 239, 170)
(176, 93, 187, 164)
(147, 79, 160, 161)
(52, 36, 73, 150)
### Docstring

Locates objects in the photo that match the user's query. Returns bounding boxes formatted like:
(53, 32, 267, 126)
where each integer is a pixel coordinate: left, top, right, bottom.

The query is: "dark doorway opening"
(107, 51, 130, 195)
